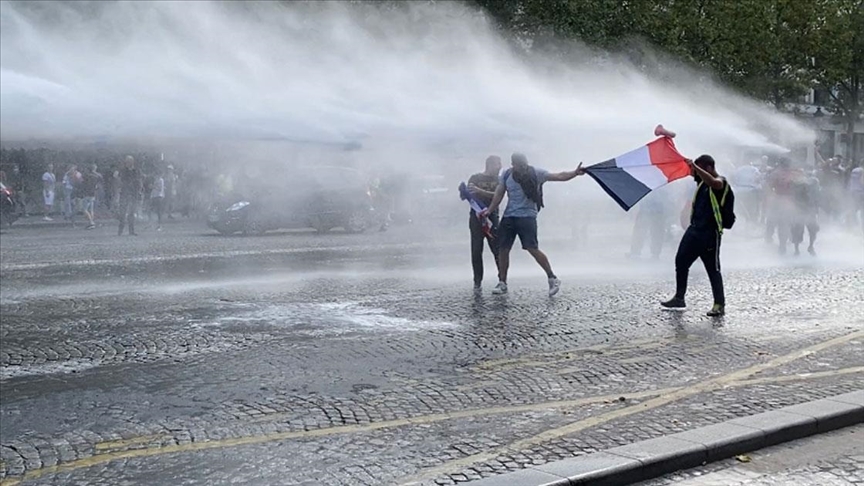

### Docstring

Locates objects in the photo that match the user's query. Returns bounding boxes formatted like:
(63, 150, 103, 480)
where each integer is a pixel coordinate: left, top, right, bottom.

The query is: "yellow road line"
(2, 330, 861, 486)
(0, 388, 677, 486)
(397, 329, 864, 485)
(732, 366, 864, 387)
(94, 434, 167, 451)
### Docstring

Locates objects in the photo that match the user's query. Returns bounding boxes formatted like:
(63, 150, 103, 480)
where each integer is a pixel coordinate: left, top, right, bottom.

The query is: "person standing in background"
(79, 163, 103, 230)
(42, 163, 56, 221)
(62, 164, 81, 225)
(164, 165, 177, 219)
(118, 156, 143, 236)
(150, 169, 165, 231)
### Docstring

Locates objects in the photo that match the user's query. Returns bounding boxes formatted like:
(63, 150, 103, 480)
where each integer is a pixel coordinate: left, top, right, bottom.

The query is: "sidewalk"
(8, 214, 188, 229)
(466, 390, 864, 486)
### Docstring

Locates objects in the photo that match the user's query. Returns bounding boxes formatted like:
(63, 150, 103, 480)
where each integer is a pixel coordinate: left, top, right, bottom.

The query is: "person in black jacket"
(466, 155, 502, 291)
(117, 156, 143, 236)
(661, 155, 728, 317)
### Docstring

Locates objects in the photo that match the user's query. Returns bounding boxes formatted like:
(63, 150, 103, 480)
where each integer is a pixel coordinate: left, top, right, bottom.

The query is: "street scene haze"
(0, 1, 862, 486)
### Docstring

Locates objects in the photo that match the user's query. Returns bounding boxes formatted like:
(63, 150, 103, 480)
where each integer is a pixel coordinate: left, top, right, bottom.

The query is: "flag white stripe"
(616, 145, 668, 189)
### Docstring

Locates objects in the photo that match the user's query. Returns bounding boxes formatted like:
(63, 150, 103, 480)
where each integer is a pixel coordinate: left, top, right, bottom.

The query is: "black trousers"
(470, 213, 500, 285)
(117, 195, 138, 235)
(674, 227, 724, 306)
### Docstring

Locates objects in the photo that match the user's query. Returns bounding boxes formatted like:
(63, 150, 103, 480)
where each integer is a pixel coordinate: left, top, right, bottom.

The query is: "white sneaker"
(548, 277, 561, 297)
(491, 281, 508, 295)
(43, 216, 53, 221)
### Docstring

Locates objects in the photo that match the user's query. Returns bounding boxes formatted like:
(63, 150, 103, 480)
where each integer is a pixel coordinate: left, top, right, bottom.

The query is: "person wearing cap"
(661, 155, 728, 317)
(481, 153, 585, 296)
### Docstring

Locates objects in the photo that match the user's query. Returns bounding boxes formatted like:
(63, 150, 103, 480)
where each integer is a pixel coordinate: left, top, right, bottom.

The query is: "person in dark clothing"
(79, 163, 103, 229)
(661, 155, 728, 317)
(118, 156, 143, 236)
(467, 155, 503, 290)
(790, 173, 820, 256)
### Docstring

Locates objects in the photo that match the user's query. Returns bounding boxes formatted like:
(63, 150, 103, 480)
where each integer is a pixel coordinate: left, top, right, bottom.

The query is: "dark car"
(207, 166, 375, 235)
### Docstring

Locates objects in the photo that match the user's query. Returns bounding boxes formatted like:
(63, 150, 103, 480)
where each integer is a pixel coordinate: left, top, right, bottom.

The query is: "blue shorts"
(82, 196, 95, 213)
(499, 216, 539, 250)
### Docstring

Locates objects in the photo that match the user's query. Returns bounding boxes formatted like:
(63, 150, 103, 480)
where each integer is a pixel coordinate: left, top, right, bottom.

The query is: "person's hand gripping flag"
(458, 182, 494, 239)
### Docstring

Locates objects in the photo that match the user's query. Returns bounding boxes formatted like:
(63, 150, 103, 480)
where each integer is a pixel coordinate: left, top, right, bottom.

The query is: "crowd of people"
(29, 156, 217, 233)
(732, 152, 864, 255)
(622, 151, 864, 261)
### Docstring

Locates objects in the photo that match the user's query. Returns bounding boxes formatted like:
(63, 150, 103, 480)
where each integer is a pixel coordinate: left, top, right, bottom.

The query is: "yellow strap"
(692, 181, 725, 234)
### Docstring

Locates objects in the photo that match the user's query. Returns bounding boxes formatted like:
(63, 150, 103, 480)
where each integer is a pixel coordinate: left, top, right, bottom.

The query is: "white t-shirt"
(151, 177, 165, 199)
(732, 165, 761, 190)
(42, 171, 56, 192)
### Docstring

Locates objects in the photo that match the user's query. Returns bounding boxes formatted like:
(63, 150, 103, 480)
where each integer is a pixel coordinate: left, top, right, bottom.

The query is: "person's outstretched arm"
(545, 163, 586, 182)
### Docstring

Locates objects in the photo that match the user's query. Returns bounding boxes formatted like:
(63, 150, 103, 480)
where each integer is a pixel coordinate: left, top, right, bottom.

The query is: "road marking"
(94, 434, 168, 451)
(0, 388, 677, 486)
(732, 366, 864, 387)
(397, 329, 864, 485)
(1, 329, 861, 486)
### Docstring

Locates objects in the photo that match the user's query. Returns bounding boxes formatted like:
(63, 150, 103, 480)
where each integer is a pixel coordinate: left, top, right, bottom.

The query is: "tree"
(810, 0, 864, 161)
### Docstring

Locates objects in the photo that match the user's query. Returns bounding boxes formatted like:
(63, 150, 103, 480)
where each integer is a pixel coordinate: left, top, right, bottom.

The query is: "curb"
(465, 390, 864, 486)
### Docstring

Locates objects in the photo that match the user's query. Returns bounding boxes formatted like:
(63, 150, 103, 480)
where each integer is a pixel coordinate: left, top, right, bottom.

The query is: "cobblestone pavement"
(639, 424, 864, 485)
(0, 222, 862, 485)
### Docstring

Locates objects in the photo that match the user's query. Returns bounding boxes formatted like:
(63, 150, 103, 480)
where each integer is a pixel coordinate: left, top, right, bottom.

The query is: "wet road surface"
(1, 220, 862, 485)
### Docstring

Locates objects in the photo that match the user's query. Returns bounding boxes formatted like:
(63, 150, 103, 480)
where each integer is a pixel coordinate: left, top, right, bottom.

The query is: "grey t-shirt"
(501, 167, 548, 218)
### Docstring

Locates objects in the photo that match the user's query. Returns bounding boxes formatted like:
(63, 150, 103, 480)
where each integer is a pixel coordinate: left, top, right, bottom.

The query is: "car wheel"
(343, 210, 368, 233)
(242, 215, 266, 236)
(309, 215, 334, 234)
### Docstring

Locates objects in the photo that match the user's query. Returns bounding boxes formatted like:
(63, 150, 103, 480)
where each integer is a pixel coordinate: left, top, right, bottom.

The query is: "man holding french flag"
(460, 155, 503, 292)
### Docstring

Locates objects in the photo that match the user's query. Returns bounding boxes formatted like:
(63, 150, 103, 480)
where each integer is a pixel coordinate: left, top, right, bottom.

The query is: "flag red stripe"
(647, 137, 690, 182)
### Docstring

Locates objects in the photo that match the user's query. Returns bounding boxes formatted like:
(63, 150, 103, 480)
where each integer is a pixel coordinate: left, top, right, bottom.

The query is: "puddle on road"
(192, 301, 456, 336)
(0, 358, 100, 381)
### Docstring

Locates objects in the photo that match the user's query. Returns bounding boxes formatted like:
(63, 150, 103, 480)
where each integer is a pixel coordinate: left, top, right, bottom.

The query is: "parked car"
(0, 181, 23, 227)
(207, 166, 375, 235)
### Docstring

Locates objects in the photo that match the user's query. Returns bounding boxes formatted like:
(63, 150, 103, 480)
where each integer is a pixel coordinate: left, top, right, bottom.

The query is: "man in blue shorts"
(482, 153, 585, 296)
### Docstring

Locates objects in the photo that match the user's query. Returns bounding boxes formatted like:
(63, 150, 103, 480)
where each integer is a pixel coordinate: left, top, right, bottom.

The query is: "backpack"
(719, 183, 736, 230)
(502, 168, 544, 212)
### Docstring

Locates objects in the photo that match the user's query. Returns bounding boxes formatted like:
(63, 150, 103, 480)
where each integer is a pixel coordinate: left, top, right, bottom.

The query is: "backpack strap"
(693, 181, 725, 235)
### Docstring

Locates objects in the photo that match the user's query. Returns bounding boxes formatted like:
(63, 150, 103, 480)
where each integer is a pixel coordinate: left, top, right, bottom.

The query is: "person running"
(118, 156, 143, 236)
(661, 155, 730, 317)
(467, 155, 503, 291)
(42, 163, 56, 220)
(481, 152, 586, 296)
(79, 163, 103, 229)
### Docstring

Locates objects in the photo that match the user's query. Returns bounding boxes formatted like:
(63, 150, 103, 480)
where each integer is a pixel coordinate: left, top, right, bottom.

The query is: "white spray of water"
(1, 1, 813, 169)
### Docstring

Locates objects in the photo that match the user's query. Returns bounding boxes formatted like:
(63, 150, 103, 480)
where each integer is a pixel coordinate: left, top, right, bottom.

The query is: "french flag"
(584, 129, 690, 211)
(458, 182, 494, 239)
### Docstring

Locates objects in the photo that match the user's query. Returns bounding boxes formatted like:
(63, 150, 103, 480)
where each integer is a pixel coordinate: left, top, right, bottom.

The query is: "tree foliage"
(471, 0, 861, 108)
(471, 0, 863, 158)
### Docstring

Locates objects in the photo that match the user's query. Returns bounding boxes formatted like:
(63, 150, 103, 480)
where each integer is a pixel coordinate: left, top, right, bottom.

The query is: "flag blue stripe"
(585, 160, 652, 211)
